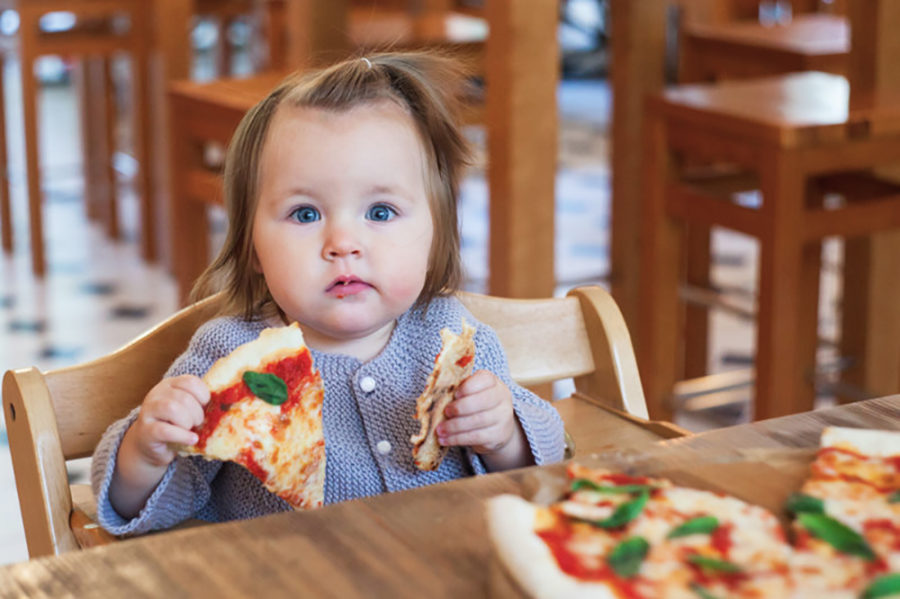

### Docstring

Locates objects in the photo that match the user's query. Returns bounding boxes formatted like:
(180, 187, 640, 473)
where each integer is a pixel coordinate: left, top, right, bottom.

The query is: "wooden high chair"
(636, 2, 900, 422)
(0, 0, 155, 275)
(2, 286, 679, 558)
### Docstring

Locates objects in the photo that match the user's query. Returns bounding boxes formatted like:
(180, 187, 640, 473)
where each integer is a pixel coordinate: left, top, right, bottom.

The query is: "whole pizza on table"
(487, 427, 900, 599)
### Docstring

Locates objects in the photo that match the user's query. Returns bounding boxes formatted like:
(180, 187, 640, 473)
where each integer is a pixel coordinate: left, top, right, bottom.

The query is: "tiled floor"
(0, 62, 842, 563)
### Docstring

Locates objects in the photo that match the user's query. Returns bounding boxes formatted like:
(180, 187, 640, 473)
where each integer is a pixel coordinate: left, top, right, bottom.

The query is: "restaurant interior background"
(0, 0, 876, 565)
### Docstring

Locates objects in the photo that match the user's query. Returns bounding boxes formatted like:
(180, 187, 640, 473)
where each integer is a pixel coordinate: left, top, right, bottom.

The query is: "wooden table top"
(655, 71, 900, 147)
(684, 13, 849, 58)
(1, 395, 896, 597)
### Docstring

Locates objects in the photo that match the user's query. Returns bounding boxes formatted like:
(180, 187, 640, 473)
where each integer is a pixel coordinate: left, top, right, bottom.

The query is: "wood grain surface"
(1, 396, 896, 598)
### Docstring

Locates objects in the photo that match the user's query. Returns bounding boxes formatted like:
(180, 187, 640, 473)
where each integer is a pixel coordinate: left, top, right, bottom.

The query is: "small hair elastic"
(361, 57, 373, 70)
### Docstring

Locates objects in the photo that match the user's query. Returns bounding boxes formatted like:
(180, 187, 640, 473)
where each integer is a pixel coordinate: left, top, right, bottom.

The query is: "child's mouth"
(327, 277, 370, 298)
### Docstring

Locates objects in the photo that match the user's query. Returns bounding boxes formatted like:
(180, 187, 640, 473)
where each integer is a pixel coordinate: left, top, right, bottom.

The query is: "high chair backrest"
(2, 285, 645, 558)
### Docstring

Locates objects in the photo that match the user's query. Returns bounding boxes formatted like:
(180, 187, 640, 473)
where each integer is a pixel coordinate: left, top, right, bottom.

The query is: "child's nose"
(323, 226, 362, 259)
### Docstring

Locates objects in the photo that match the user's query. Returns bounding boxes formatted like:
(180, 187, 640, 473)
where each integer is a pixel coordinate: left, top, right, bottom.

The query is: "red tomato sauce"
(455, 354, 473, 368)
(238, 448, 268, 482)
(193, 351, 317, 450)
(536, 519, 646, 599)
(864, 519, 900, 551)
(710, 523, 733, 557)
(814, 447, 897, 493)
(601, 473, 652, 486)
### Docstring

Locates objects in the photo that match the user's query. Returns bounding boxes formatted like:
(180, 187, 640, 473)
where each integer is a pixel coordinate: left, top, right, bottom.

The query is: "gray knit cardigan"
(91, 295, 566, 535)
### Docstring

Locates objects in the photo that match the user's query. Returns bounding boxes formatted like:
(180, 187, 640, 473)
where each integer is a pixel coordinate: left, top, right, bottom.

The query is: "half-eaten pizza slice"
(410, 319, 476, 471)
(179, 322, 326, 509)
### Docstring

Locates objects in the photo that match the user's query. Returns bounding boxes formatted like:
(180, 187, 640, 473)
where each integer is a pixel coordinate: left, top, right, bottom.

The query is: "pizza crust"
(410, 320, 476, 471)
(486, 494, 618, 599)
(820, 426, 900, 458)
(203, 324, 309, 390)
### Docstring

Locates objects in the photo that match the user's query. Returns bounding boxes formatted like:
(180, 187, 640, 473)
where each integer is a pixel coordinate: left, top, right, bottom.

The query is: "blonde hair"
(191, 51, 471, 320)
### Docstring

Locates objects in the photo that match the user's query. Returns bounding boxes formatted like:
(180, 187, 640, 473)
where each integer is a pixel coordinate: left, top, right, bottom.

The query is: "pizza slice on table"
(785, 427, 900, 599)
(410, 319, 476, 471)
(487, 463, 793, 599)
(486, 429, 900, 599)
(179, 323, 326, 510)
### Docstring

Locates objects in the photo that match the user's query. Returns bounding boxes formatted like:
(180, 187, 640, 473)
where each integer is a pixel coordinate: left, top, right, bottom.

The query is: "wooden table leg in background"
(840, 0, 900, 401)
(151, 0, 194, 270)
(131, 0, 157, 261)
(755, 149, 818, 419)
(841, 234, 900, 399)
(485, 0, 558, 300)
(609, 0, 667, 329)
(0, 52, 11, 254)
(168, 94, 210, 304)
(102, 58, 119, 240)
(637, 108, 682, 422)
(18, 6, 44, 275)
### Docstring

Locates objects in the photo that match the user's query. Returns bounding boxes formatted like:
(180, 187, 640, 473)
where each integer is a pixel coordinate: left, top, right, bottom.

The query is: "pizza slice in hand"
(410, 319, 476, 471)
(179, 323, 326, 509)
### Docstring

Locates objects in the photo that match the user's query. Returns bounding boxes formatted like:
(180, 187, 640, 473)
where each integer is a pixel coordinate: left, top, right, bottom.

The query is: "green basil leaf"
(668, 516, 719, 539)
(607, 537, 649, 578)
(571, 478, 656, 494)
(785, 493, 825, 515)
(689, 582, 723, 599)
(588, 490, 650, 529)
(797, 513, 876, 561)
(863, 573, 900, 599)
(687, 554, 742, 574)
(242, 371, 288, 405)
(888, 491, 900, 504)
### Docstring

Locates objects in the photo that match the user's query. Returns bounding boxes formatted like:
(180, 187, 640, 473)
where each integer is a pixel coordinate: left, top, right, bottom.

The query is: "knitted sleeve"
(471, 322, 567, 467)
(90, 318, 238, 536)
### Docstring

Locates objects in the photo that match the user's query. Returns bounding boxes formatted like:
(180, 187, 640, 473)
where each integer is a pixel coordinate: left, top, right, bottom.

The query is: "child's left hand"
(436, 371, 532, 471)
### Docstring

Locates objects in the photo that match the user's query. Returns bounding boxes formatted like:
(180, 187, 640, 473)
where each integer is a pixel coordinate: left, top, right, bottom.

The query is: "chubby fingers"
(437, 371, 512, 447)
(147, 420, 200, 447)
(444, 370, 500, 418)
(170, 374, 210, 407)
(143, 375, 209, 433)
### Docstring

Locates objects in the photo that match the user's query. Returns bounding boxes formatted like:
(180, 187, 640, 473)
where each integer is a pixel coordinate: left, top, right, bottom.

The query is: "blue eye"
(367, 204, 397, 222)
(290, 206, 320, 223)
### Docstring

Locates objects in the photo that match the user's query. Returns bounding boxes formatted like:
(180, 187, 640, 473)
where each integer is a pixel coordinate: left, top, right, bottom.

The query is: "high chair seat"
(638, 71, 900, 422)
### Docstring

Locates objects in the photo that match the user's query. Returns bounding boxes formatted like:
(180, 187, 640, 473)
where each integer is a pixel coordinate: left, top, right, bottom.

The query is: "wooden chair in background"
(636, 1, 900, 422)
(2, 285, 665, 558)
(0, 0, 155, 276)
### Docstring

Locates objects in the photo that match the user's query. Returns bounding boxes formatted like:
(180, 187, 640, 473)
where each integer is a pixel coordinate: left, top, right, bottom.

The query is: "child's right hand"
(125, 374, 210, 467)
(111, 375, 210, 519)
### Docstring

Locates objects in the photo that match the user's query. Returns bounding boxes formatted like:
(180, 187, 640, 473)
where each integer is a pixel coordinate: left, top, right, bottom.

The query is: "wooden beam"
(485, 0, 558, 298)
(283, 0, 349, 68)
(609, 0, 667, 327)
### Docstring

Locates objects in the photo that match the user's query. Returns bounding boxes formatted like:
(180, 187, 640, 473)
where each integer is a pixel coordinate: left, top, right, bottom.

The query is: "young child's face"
(252, 101, 435, 348)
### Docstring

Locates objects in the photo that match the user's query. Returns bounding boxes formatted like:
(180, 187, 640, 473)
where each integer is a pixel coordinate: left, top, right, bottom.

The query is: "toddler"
(92, 52, 566, 535)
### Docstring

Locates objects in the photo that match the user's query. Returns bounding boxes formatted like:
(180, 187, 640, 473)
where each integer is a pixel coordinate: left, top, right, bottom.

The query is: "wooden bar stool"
(638, 71, 900, 422)
(0, 0, 155, 275)
(674, 9, 852, 385)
